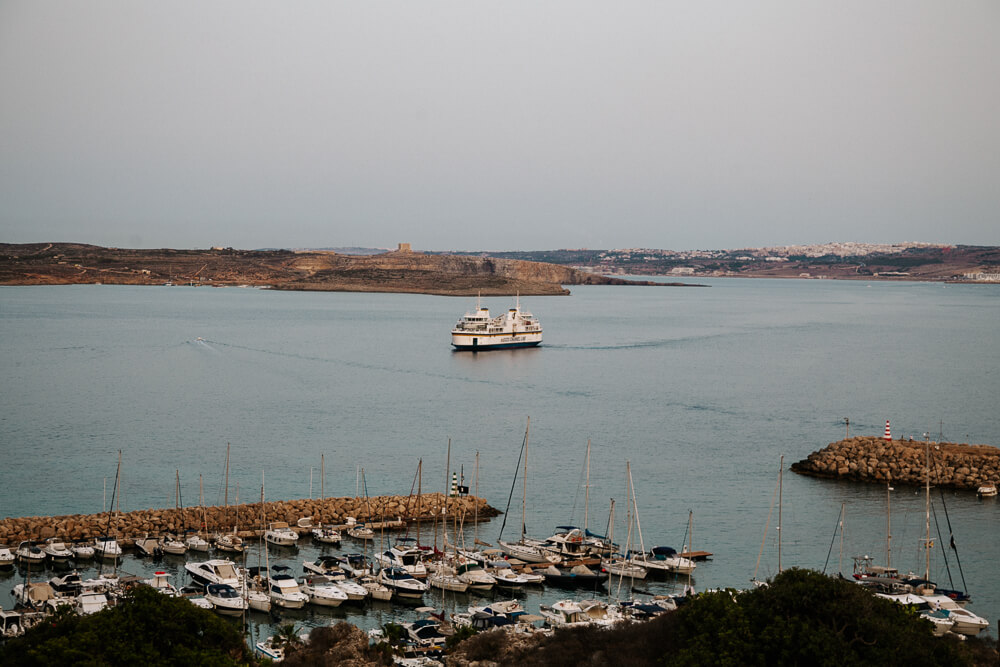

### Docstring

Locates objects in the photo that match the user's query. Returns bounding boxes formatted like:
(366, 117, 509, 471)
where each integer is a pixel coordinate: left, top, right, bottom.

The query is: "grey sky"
(1, 1, 997, 251)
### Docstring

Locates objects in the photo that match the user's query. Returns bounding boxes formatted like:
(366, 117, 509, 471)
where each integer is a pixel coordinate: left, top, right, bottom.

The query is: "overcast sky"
(1, 1, 997, 251)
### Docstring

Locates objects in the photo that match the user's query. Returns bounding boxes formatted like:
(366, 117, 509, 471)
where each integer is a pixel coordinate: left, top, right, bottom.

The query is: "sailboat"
(94, 451, 123, 561)
(215, 444, 244, 553)
(498, 418, 561, 565)
(626, 461, 696, 576)
(185, 475, 211, 552)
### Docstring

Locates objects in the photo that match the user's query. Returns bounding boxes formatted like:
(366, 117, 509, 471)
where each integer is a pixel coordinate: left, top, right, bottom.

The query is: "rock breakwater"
(791, 437, 1000, 490)
(0, 493, 498, 546)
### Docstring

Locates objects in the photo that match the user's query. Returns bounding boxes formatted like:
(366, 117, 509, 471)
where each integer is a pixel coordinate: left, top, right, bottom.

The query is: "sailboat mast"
(321, 453, 325, 501)
(778, 454, 783, 574)
(886, 483, 892, 569)
(628, 461, 647, 555)
(473, 451, 480, 545)
(584, 439, 591, 533)
(924, 439, 931, 580)
(417, 458, 422, 547)
(225, 443, 230, 508)
(521, 417, 530, 542)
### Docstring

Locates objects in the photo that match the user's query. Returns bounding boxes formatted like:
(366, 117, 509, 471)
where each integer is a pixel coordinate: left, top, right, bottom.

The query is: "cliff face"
(0, 244, 698, 295)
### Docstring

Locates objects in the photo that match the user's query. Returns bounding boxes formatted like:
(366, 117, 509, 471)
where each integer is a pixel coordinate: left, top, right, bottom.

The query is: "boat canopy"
(584, 529, 608, 539)
(651, 546, 678, 556)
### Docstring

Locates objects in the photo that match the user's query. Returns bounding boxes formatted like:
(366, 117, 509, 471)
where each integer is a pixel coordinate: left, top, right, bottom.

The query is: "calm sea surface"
(2, 279, 998, 637)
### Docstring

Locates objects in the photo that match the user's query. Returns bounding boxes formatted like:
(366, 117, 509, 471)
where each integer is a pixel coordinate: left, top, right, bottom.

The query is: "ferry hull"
(452, 339, 541, 351)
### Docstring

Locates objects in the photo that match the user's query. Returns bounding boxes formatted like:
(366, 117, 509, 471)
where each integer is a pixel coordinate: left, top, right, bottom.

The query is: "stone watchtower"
(397, 243, 412, 252)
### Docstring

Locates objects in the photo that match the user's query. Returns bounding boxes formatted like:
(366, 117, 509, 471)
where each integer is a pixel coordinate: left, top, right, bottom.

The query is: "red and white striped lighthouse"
(884, 420, 892, 441)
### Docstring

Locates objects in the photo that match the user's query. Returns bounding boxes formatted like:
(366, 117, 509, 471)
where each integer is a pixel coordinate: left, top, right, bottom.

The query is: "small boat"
(375, 538, 427, 579)
(977, 484, 998, 498)
(184, 531, 211, 553)
(268, 566, 309, 609)
(42, 539, 74, 561)
(264, 522, 299, 547)
(539, 599, 622, 627)
(541, 564, 608, 588)
(76, 593, 110, 615)
(159, 533, 188, 556)
(15, 541, 47, 565)
(213, 533, 243, 554)
(488, 563, 533, 588)
(69, 540, 95, 560)
(1, 609, 24, 638)
(920, 595, 990, 636)
(205, 583, 249, 615)
(332, 578, 369, 602)
(296, 517, 314, 529)
(185, 559, 242, 587)
(346, 524, 375, 541)
(358, 575, 393, 601)
(0, 546, 15, 569)
(303, 555, 348, 579)
(142, 571, 180, 597)
(628, 546, 696, 575)
(12, 582, 68, 613)
(255, 635, 294, 662)
(311, 524, 342, 545)
(402, 618, 450, 649)
(93, 536, 122, 561)
(335, 553, 373, 578)
(602, 557, 648, 580)
(377, 567, 428, 599)
(49, 571, 83, 595)
(300, 575, 349, 607)
(451, 296, 543, 351)
(456, 561, 497, 592)
(134, 536, 162, 557)
(428, 567, 470, 593)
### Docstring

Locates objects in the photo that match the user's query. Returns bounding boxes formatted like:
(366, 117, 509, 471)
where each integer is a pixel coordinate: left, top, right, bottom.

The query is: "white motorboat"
(539, 599, 622, 628)
(498, 539, 562, 565)
(335, 553, 372, 578)
(346, 524, 375, 541)
(377, 567, 428, 599)
(205, 583, 249, 615)
(134, 536, 162, 557)
(49, 571, 83, 595)
(70, 540, 95, 560)
(15, 541, 47, 565)
(185, 532, 211, 553)
(488, 563, 534, 588)
(159, 534, 188, 555)
(264, 522, 299, 547)
(12, 582, 70, 613)
(300, 575, 349, 607)
(428, 567, 470, 593)
(375, 539, 427, 579)
(455, 561, 497, 592)
(0, 546, 15, 569)
(451, 296, 543, 351)
(332, 578, 368, 602)
(42, 539, 74, 561)
(602, 557, 648, 580)
(402, 618, 450, 649)
(185, 559, 242, 587)
(628, 546, 696, 575)
(142, 571, 180, 597)
(454, 599, 534, 628)
(977, 484, 998, 497)
(358, 575, 393, 601)
(920, 595, 990, 636)
(213, 533, 244, 553)
(92, 536, 122, 560)
(255, 636, 289, 662)
(268, 569, 309, 609)
(302, 555, 347, 579)
(310, 524, 342, 545)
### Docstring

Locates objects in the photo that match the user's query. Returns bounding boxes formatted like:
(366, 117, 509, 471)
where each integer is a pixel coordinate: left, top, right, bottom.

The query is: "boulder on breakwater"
(0, 493, 499, 546)
(790, 436, 1000, 490)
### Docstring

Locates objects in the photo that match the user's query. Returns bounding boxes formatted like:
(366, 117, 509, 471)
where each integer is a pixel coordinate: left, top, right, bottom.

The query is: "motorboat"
(303, 555, 347, 579)
(454, 600, 534, 628)
(42, 539, 74, 561)
(70, 540, 95, 560)
(877, 593, 956, 637)
(488, 563, 534, 588)
(977, 484, 998, 497)
(358, 575, 393, 601)
(332, 578, 369, 602)
(1, 609, 24, 638)
(76, 593, 110, 615)
(15, 541, 46, 565)
(311, 524, 342, 545)
(185, 559, 242, 587)
(204, 583, 249, 615)
(345, 519, 375, 541)
(455, 561, 496, 592)
(428, 566, 470, 593)
(602, 557, 648, 580)
(628, 546, 696, 575)
(539, 599, 622, 627)
(0, 546, 16, 569)
(540, 527, 592, 560)
(49, 571, 83, 595)
(264, 522, 299, 547)
(239, 569, 272, 612)
(254, 636, 287, 663)
(300, 575, 349, 607)
(159, 533, 188, 556)
(142, 571, 180, 597)
(93, 536, 122, 560)
(268, 567, 309, 609)
(920, 595, 990, 636)
(374, 538, 427, 579)
(498, 539, 560, 565)
(541, 564, 607, 588)
(12, 582, 70, 613)
(213, 533, 244, 553)
(403, 618, 450, 649)
(185, 532, 211, 553)
(335, 553, 372, 578)
(377, 567, 428, 599)
(134, 536, 162, 557)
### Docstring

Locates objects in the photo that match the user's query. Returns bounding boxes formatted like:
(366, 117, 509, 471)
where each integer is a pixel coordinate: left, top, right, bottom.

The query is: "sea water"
(1, 279, 998, 636)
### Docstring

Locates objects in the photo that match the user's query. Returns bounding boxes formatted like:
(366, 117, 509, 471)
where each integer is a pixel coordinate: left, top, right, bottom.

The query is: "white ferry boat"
(451, 296, 543, 351)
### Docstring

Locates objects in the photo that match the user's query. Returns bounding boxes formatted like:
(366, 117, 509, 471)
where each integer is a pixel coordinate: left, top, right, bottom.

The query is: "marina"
(2, 279, 998, 650)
